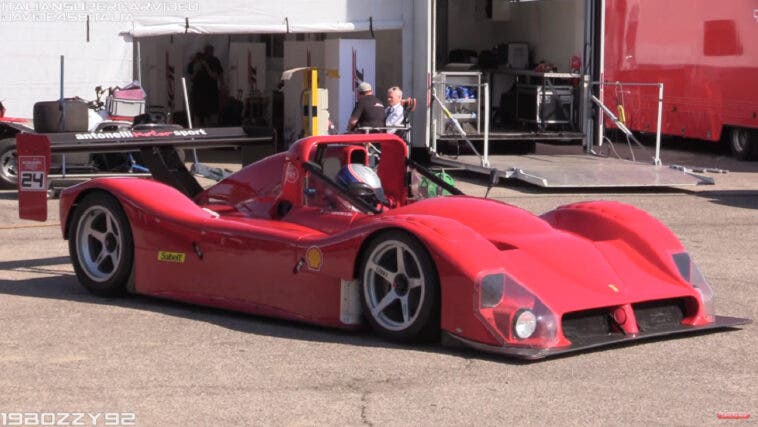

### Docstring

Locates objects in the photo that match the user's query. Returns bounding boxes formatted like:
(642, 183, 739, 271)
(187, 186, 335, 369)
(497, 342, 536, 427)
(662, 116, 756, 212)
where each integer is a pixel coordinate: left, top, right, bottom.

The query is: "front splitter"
(442, 315, 751, 360)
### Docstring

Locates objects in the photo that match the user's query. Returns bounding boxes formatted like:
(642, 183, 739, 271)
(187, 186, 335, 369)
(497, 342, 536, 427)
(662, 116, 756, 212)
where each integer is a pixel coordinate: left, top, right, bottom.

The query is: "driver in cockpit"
(335, 164, 389, 210)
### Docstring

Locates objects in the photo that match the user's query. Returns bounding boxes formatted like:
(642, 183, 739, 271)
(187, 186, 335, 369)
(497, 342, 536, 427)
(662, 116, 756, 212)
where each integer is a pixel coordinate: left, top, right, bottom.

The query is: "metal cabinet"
(434, 71, 482, 136)
(516, 84, 574, 126)
(508, 71, 579, 129)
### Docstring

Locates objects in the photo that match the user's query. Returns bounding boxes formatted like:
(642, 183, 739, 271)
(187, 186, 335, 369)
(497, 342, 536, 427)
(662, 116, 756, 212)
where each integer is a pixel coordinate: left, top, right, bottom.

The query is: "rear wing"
(17, 126, 276, 221)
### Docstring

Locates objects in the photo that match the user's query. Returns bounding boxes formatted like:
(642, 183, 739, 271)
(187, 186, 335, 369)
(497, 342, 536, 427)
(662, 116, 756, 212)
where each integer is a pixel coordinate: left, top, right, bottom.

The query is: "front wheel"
(68, 192, 134, 296)
(729, 127, 756, 160)
(0, 138, 18, 188)
(359, 231, 439, 342)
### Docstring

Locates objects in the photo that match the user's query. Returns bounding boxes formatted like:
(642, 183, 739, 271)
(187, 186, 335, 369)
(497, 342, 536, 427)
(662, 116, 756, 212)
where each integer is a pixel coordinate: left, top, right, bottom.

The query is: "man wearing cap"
(347, 82, 386, 132)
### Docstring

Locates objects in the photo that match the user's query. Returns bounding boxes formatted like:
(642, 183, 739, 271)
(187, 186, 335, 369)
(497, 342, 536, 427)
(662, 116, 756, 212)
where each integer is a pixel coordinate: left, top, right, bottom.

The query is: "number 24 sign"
(18, 156, 47, 191)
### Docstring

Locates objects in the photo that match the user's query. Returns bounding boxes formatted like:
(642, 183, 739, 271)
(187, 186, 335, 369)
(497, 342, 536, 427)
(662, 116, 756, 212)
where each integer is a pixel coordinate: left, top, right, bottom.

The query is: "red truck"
(603, 0, 758, 159)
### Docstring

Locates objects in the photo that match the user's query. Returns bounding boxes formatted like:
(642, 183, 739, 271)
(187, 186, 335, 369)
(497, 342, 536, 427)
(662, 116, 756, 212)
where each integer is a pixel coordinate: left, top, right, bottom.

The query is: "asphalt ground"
(0, 141, 756, 426)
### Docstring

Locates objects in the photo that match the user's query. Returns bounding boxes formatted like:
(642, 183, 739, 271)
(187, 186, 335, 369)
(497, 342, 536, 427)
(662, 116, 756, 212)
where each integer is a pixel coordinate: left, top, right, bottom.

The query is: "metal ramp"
(427, 74, 716, 188)
(432, 153, 714, 188)
(435, 130, 585, 142)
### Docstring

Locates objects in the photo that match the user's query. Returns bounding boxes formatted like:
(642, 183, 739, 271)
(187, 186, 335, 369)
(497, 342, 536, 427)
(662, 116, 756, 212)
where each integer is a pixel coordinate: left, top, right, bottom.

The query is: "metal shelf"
(433, 71, 482, 136)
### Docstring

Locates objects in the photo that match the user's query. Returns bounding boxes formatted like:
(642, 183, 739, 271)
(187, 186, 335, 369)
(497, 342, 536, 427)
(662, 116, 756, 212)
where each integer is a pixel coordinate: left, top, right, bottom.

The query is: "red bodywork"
(603, 0, 758, 141)
(55, 133, 744, 358)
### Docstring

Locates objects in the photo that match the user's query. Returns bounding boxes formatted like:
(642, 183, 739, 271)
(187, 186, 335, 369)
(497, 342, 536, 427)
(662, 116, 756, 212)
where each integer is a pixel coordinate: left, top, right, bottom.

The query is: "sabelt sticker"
(158, 251, 186, 263)
(305, 247, 323, 271)
(18, 156, 47, 192)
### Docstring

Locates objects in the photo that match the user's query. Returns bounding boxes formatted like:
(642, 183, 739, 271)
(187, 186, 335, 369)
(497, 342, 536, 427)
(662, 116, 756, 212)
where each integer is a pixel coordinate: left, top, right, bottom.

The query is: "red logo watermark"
(717, 412, 751, 420)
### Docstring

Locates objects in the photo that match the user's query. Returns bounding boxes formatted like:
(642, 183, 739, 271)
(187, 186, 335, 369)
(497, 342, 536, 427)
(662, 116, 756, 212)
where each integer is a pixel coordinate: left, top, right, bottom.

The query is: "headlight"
(673, 252, 715, 320)
(480, 273, 504, 308)
(476, 271, 561, 346)
(513, 309, 537, 339)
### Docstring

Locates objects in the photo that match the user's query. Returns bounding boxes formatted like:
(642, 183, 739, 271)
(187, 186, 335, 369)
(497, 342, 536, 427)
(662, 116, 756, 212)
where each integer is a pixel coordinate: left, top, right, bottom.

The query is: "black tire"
(33, 99, 89, 133)
(728, 127, 756, 161)
(68, 192, 134, 296)
(359, 231, 440, 342)
(0, 138, 18, 188)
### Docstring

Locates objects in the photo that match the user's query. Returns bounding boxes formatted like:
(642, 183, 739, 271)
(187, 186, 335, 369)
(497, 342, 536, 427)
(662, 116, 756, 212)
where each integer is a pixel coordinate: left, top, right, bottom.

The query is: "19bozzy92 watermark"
(1, 412, 136, 426)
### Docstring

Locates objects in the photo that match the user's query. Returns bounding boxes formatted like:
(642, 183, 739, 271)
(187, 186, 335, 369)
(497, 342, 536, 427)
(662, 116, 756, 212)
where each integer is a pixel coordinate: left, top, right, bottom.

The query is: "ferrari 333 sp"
(18, 132, 749, 359)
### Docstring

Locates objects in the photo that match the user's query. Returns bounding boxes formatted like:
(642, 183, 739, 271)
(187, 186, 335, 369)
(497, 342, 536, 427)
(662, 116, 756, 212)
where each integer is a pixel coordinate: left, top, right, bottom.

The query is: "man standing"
(347, 82, 385, 132)
(187, 44, 224, 127)
(385, 86, 404, 134)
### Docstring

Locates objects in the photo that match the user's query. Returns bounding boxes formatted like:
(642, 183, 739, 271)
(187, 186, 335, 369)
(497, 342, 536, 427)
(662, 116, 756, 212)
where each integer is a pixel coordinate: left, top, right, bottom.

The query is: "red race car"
(17, 131, 749, 359)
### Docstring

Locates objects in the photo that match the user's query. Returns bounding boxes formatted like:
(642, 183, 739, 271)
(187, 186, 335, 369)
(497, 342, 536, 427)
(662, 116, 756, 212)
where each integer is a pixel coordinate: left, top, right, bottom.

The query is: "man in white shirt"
(385, 86, 404, 134)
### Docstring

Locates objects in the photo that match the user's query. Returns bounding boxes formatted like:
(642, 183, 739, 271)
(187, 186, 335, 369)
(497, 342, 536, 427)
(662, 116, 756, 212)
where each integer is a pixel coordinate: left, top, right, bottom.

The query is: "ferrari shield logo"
(285, 163, 299, 183)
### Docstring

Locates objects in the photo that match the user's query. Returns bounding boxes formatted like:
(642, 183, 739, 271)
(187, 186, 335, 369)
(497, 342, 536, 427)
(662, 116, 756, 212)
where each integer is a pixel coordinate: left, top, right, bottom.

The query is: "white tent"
(0, 1, 420, 112)
(130, 0, 406, 36)
(1, 0, 431, 145)
(0, 18, 133, 118)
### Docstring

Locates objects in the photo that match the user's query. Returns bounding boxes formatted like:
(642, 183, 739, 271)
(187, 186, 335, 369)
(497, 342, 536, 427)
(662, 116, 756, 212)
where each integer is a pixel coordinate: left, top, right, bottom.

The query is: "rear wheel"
(359, 231, 439, 342)
(68, 192, 133, 296)
(0, 138, 18, 188)
(729, 127, 756, 160)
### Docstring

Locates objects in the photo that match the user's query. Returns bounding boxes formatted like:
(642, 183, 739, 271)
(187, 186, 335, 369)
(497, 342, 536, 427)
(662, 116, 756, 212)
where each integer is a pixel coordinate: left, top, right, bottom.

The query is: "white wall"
(323, 31, 403, 107)
(324, 39, 376, 133)
(0, 20, 133, 118)
(228, 42, 267, 98)
(373, 30, 404, 101)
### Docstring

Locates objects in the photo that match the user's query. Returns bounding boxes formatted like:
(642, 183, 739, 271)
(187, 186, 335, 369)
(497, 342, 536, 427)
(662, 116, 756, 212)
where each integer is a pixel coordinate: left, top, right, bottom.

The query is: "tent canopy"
(130, 0, 406, 36)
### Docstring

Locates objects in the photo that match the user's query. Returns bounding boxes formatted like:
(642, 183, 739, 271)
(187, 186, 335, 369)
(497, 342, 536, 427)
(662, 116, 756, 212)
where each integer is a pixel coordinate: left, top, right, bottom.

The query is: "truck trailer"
(428, 0, 757, 160)
(602, 0, 758, 159)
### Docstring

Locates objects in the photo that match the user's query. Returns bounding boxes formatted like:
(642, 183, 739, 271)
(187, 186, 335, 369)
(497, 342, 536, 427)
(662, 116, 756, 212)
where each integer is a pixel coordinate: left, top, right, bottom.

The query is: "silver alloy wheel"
(0, 147, 17, 184)
(363, 240, 426, 331)
(75, 205, 124, 283)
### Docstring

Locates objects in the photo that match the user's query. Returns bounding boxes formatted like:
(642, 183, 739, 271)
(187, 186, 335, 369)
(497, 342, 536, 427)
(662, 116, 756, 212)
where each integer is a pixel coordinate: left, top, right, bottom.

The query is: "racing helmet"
(335, 164, 387, 206)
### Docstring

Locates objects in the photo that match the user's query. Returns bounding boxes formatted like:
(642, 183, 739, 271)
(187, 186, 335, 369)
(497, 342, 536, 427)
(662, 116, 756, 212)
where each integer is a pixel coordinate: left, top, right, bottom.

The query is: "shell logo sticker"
(608, 284, 620, 293)
(158, 251, 186, 263)
(305, 247, 323, 271)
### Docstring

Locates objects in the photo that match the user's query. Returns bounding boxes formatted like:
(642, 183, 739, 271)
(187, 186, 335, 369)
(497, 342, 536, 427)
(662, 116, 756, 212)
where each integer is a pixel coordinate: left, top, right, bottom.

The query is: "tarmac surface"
(0, 140, 756, 425)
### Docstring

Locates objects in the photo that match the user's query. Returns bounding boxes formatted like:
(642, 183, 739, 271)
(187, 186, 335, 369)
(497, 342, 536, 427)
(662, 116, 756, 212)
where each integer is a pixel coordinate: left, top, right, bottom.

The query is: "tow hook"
(293, 258, 305, 274)
(192, 241, 204, 260)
